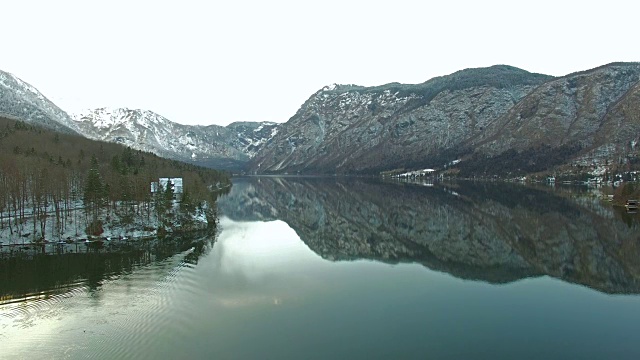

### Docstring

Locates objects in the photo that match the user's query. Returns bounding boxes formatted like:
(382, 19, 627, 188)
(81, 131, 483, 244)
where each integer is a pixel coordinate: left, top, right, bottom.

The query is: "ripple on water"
(62, 255, 204, 359)
(0, 281, 91, 329)
(0, 246, 204, 359)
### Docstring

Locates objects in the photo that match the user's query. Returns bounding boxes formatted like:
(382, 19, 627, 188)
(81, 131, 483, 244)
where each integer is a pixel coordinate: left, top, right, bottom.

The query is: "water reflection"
(205, 218, 327, 307)
(219, 177, 640, 294)
(0, 233, 214, 305)
(3, 178, 640, 359)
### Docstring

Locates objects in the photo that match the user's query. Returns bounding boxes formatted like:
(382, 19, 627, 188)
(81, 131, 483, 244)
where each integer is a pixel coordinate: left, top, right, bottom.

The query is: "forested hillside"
(0, 117, 230, 243)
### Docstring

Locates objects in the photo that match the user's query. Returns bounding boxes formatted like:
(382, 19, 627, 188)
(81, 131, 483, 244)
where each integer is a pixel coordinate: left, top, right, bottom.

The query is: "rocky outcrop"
(219, 177, 640, 293)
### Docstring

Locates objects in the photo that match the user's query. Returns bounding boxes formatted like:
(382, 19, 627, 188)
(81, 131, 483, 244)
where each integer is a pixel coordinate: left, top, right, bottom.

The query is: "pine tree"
(163, 178, 175, 216)
(83, 155, 106, 232)
(179, 189, 196, 230)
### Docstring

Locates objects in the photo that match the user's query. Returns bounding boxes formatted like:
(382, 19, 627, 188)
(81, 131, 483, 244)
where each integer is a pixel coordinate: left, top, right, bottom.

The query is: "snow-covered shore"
(0, 198, 216, 255)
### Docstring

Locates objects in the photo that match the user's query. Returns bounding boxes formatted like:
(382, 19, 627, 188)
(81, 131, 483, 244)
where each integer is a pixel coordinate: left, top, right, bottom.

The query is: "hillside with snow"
(72, 108, 279, 171)
(0, 68, 280, 172)
(0, 70, 80, 134)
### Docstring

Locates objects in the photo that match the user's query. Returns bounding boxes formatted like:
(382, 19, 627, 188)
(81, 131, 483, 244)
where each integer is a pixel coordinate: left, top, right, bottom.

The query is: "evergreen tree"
(179, 189, 196, 230)
(163, 178, 175, 215)
(84, 155, 106, 226)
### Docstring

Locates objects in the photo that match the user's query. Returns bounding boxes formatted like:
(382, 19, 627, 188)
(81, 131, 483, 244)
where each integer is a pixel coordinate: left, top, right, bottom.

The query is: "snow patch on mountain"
(72, 108, 280, 171)
(0, 70, 80, 134)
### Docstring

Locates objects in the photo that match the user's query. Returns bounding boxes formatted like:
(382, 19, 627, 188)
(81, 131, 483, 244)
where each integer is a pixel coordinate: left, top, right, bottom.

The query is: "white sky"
(1, 0, 638, 126)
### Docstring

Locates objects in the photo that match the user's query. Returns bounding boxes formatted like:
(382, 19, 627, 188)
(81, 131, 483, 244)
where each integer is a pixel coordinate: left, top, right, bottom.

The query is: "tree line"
(0, 117, 231, 242)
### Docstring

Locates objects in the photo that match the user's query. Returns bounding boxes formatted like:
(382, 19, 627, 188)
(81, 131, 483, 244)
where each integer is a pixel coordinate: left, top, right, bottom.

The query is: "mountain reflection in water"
(3, 177, 640, 359)
(218, 177, 640, 294)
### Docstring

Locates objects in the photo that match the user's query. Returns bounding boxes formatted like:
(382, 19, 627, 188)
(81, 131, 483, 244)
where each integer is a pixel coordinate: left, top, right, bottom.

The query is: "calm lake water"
(2, 177, 640, 359)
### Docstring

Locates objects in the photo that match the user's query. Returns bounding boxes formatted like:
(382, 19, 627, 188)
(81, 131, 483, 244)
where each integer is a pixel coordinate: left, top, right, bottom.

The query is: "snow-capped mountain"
(0, 69, 281, 171)
(0, 70, 79, 134)
(72, 107, 279, 171)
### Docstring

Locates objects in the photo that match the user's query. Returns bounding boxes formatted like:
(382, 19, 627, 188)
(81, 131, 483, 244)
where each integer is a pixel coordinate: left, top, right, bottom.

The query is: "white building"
(151, 177, 183, 194)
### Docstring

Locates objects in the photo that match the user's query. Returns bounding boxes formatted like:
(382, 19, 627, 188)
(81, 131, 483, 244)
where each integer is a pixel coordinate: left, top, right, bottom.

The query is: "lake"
(2, 177, 640, 359)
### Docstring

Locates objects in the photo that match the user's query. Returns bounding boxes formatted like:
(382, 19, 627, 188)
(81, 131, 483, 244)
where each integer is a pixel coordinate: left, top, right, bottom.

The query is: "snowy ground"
(0, 199, 212, 255)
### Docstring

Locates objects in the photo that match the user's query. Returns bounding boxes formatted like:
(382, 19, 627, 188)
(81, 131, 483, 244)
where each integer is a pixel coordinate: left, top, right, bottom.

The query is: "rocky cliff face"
(226, 121, 279, 158)
(249, 63, 640, 176)
(249, 66, 553, 174)
(0, 70, 79, 134)
(218, 177, 640, 293)
(461, 63, 640, 175)
(72, 108, 278, 171)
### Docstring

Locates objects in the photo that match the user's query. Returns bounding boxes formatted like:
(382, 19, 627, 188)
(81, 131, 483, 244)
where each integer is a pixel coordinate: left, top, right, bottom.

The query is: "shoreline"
(0, 228, 215, 258)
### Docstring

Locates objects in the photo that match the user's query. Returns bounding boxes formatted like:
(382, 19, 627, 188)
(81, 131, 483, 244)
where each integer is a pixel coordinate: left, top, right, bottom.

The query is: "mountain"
(72, 108, 279, 171)
(249, 65, 553, 174)
(0, 69, 279, 172)
(4, 62, 639, 177)
(249, 63, 640, 176)
(0, 70, 79, 134)
(461, 63, 640, 175)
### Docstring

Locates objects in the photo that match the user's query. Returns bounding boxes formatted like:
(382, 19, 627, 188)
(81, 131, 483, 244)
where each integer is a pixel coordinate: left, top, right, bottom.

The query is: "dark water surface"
(2, 177, 640, 359)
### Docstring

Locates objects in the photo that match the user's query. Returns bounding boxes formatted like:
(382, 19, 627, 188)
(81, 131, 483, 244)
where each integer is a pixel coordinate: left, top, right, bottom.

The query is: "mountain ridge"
(456, 62, 640, 176)
(3, 62, 639, 177)
(249, 62, 640, 177)
(249, 64, 554, 174)
(72, 107, 279, 171)
(0, 70, 80, 134)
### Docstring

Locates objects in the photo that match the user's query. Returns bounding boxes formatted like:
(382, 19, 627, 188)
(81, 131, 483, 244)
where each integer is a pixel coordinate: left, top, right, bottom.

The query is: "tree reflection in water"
(0, 232, 216, 305)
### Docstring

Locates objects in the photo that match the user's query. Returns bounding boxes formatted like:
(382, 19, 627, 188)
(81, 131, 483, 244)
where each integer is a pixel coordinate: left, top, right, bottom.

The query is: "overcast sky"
(2, 0, 638, 126)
